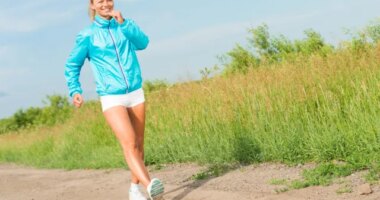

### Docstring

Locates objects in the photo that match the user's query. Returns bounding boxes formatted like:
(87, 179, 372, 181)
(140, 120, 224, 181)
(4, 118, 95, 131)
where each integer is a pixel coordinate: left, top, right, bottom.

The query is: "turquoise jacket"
(64, 15, 149, 97)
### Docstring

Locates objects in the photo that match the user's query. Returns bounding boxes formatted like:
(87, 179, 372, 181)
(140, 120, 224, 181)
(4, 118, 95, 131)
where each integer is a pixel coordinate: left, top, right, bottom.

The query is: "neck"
(97, 14, 112, 20)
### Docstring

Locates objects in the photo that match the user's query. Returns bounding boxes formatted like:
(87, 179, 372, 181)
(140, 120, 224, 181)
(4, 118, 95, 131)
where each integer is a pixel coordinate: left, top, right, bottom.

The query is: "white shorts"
(100, 88, 145, 112)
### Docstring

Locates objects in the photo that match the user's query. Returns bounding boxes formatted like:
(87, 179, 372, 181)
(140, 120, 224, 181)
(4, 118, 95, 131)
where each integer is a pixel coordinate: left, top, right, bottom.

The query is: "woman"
(64, 0, 164, 199)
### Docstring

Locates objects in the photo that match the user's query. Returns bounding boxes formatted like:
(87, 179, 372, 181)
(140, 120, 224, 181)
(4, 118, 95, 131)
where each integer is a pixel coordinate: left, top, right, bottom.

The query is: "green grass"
(274, 187, 289, 194)
(191, 164, 237, 180)
(364, 163, 380, 184)
(288, 162, 358, 189)
(269, 178, 288, 185)
(336, 183, 353, 194)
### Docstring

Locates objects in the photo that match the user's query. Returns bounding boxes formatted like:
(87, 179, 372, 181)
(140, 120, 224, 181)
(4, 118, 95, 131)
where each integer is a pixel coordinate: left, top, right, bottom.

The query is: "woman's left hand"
(108, 10, 124, 24)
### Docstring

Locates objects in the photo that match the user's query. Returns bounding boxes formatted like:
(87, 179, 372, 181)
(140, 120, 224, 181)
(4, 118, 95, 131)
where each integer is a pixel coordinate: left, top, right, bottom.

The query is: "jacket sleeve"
(64, 30, 89, 97)
(119, 19, 149, 50)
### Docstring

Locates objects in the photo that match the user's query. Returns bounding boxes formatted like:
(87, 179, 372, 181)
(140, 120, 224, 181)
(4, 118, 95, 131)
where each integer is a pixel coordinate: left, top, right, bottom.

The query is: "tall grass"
(144, 45, 380, 167)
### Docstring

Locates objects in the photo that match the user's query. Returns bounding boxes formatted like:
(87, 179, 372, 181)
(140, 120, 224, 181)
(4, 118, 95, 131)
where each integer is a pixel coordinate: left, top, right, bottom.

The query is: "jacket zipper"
(108, 24, 129, 92)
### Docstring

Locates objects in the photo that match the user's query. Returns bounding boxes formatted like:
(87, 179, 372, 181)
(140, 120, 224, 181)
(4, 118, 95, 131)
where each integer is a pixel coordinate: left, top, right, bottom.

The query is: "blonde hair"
(88, 0, 96, 21)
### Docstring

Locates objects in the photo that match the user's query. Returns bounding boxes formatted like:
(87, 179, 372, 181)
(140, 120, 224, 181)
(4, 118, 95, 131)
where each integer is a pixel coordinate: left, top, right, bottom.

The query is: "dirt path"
(0, 163, 379, 200)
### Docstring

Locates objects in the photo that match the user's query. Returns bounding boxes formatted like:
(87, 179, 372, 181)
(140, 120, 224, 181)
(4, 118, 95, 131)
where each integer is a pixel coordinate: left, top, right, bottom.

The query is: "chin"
(99, 14, 112, 19)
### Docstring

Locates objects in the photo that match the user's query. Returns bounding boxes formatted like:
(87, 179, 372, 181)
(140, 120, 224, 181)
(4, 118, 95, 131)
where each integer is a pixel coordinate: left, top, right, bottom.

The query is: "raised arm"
(119, 19, 149, 50)
(109, 10, 149, 50)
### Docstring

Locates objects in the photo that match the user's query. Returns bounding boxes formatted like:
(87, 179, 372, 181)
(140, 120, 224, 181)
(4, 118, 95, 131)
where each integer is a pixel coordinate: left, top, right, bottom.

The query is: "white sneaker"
(147, 178, 164, 200)
(129, 185, 147, 200)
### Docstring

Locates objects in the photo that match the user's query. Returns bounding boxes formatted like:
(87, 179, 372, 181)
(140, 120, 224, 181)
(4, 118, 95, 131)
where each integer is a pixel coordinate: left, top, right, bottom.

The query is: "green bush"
(365, 18, 380, 44)
(143, 79, 170, 93)
(0, 95, 72, 134)
(294, 29, 333, 56)
(223, 45, 258, 74)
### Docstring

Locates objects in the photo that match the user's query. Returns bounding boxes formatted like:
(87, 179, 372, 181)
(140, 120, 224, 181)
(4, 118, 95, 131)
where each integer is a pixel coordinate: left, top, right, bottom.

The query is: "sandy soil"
(0, 163, 379, 200)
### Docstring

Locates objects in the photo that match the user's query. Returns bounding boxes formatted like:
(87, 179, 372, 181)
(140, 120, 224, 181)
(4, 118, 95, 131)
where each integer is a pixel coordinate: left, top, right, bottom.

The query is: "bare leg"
(127, 103, 146, 185)
(103, 105, 151, 187)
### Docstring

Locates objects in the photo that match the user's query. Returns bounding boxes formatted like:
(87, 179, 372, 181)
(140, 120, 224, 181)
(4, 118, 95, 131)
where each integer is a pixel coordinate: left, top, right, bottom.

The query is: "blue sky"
(0, 0, 379, 118)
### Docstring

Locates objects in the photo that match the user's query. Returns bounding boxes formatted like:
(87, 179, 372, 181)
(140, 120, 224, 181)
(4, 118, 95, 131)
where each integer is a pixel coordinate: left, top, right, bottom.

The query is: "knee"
(136, 138, 144, 150)
(121, 141, 141, 153)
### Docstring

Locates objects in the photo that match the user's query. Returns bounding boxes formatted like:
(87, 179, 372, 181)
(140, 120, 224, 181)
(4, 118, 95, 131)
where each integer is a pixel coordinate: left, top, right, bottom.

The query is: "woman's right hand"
(73, 93, 84, 108)
(108, 10, 124, 24)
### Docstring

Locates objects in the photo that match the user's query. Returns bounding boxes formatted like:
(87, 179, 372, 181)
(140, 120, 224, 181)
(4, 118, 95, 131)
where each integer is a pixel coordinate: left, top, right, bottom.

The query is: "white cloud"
(146, 21, 250, 57)
(1, 9, 81, 32)
(0, 1, 84, 33)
